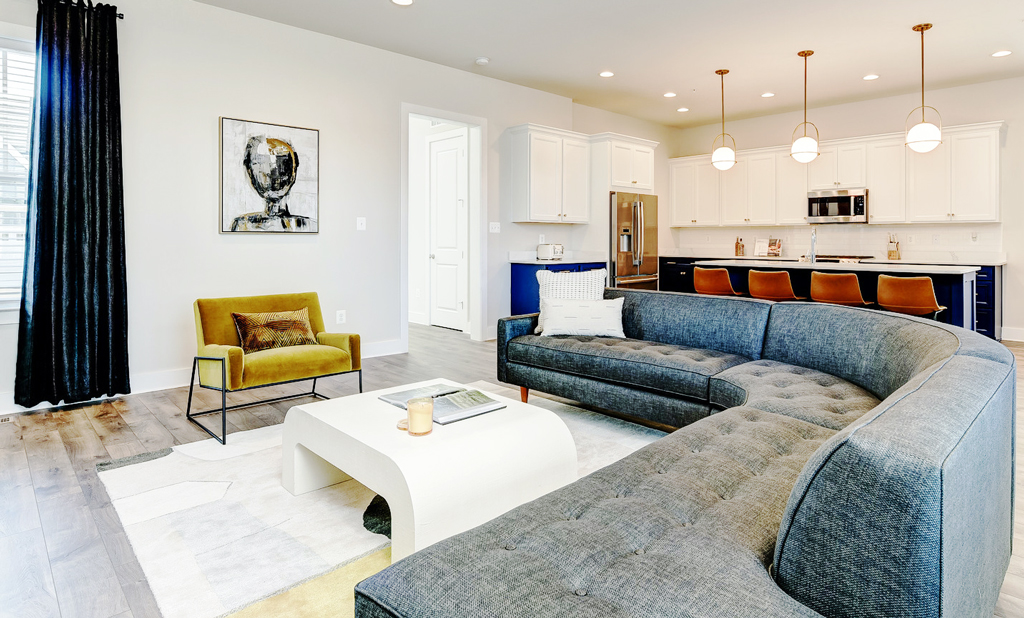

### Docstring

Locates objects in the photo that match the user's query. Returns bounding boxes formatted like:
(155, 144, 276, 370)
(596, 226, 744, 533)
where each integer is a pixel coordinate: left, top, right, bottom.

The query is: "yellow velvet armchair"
(187, 292, 361, 444)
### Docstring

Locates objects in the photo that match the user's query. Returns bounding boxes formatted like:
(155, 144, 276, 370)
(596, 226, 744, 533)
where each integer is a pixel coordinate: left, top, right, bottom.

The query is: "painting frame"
(219, 117, 320, 235)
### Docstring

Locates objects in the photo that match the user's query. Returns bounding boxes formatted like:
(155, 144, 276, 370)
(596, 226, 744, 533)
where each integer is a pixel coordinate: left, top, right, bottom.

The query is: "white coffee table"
(281, 379, 578, 560)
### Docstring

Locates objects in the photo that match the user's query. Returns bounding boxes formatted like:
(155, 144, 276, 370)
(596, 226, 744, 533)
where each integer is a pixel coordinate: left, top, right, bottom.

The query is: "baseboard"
(1000, 327, 1024, 342)
(0, 339, 410, 416)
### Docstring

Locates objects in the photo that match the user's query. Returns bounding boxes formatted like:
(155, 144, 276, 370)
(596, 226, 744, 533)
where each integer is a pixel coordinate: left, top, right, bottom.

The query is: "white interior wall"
(668, 76, 1023, 338)
(0, 0, 681, 413)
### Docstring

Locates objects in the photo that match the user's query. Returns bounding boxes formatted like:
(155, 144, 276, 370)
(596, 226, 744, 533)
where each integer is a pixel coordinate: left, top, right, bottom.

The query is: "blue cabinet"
(510, 262, 607, 315)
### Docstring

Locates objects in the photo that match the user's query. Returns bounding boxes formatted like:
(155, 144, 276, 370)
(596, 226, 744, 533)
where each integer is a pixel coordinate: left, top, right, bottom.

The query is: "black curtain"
(15, 0, 129, 408)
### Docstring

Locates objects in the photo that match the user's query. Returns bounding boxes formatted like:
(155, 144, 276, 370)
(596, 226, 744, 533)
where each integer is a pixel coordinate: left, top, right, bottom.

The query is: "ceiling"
(196, 0, 1024, 128)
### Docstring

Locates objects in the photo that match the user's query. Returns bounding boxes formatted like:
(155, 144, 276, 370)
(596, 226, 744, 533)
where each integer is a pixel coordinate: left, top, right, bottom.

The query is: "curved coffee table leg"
(283, 439, 352, 495)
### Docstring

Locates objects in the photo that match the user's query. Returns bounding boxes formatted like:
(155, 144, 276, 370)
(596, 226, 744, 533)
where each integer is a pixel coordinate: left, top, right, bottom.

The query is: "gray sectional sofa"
(355, 288, 1016, 618)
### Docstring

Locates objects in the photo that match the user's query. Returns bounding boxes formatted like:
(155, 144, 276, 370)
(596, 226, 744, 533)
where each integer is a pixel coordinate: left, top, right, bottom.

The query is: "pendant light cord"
(920, 27, 926, 121)
(720, 72, 725, 137)
(803, 54, 808, 136)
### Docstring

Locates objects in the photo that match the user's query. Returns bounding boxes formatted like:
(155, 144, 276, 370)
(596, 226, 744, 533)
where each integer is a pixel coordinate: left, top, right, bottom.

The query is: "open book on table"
(378, 383, 507, 425)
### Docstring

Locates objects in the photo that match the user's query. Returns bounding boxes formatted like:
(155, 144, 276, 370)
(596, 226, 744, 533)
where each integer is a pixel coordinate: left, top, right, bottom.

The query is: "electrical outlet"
(705, 235, 710, 242)
(336, 310, 347, 324)
(489, 222, 501, 233)
(907, 234, 916, 244)
(538, 234, 545, 244)
(931, 234, 941, 245)
(356, 217, 366, 231)
(971, 231, 979, 243)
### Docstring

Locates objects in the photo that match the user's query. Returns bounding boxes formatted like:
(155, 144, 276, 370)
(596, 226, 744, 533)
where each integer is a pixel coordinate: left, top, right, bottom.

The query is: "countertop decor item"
(711, 70, 736, 171)
(790, 50, 820, 163)
(905, 24, 942, 153)
(735, 236, 745, 256)
(887, 233, 901, 260)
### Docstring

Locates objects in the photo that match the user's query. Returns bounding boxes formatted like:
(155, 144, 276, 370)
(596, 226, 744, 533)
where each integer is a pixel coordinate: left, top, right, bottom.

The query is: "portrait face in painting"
(243, 136, 299, 207)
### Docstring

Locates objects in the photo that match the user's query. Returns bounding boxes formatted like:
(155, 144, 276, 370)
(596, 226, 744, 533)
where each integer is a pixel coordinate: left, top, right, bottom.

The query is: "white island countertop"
(694, 259, 980, 275)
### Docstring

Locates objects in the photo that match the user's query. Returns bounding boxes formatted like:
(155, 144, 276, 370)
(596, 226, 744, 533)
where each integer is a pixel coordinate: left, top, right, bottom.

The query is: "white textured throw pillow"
(535, 268, 607, 334)
(539, 297, 625, 338)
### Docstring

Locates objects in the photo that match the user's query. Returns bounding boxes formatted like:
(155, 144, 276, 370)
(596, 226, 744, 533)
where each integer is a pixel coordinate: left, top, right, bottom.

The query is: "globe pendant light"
(790, 50, 820, 164)
(906, 23, 942, 153)
(711, 69, 736, 171)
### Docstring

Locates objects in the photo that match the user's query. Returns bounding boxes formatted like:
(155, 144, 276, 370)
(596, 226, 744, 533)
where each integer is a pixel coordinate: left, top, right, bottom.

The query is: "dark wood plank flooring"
(0, 326, 1021, 617)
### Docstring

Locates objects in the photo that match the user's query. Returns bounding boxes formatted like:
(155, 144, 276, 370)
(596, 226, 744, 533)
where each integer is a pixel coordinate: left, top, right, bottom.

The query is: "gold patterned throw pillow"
(231, 307, 318, 354)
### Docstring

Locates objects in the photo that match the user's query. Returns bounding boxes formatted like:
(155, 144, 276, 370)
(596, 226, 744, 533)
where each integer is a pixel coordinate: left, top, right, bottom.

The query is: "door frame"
(425, 127, 470, 332)
(401, 104, 488, 346)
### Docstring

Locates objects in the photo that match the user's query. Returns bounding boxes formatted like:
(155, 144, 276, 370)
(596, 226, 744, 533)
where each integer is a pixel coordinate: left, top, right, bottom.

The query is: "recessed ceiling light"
(664, 92, 677, 98)
(391, 0, 413, 5)
(475, 57, 490, 66)
(677, 107, 689, 112)
(761, 92, 775, 98)
(599, 71, 614, 78)
(992, 50, 1012, 57)
(863, 74, 880, 80)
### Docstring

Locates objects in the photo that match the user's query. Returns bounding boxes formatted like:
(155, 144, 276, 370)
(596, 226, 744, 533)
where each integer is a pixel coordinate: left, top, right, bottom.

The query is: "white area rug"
(98, 382, 665, 618)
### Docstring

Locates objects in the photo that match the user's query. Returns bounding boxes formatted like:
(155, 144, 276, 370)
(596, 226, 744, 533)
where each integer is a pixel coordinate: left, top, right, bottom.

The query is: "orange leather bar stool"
(809, 271, 870, 307)
(877, 274, 946, 318)
(694, 267, 742, 296)
(748, 270, 805, 301)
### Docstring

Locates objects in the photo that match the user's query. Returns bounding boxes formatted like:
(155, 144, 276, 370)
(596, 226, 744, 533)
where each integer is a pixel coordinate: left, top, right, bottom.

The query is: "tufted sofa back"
(604, 289, 772, 360)
(761, 302, 961, 400)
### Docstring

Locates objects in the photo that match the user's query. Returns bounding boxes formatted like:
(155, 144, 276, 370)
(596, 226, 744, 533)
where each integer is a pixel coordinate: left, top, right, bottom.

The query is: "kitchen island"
(692, 259, 979, 332)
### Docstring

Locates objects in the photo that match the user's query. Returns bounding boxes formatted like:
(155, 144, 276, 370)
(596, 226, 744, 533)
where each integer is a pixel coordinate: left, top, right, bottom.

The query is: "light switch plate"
(336, 310, 346, 324)
(538, 234, 546, 244)
(489, 222, 501, 233)
(356, 217, 366, 231)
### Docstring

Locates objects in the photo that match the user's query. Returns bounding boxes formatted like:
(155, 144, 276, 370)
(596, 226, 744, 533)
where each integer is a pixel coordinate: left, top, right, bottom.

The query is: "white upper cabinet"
(607, 140, 655, 191)
(808, 143, 866, 190)
(906, 140, 951, 222)
(693, 162, 721, 226)
(719, 158, 748, 225)
(949, 129, 999, 222)
(866, 138, 906, 224)
(776, 149, 809, 225)
(746, 153, 777, 225)
(560, 137, 591, 223)
(906, 123, 1001, 223)
(509, 124, 590, 223)
(668, 159, 696, 226)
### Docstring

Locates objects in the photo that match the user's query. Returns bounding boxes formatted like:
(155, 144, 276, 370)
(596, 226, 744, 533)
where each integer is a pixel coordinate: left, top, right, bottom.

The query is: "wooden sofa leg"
(520, 387, 529, 403)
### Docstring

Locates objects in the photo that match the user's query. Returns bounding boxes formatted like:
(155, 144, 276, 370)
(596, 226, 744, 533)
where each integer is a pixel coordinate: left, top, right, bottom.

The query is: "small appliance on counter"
(536, 244, 564, 261)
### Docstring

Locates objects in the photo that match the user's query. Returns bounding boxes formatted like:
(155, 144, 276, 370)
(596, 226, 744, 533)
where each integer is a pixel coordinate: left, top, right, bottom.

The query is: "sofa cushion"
(355, 407, 834, 618)
(604, 288, 772, 360)
(761, 302, 961, 400)
(710, 360, 880, 431)
(508, 335, 749, 400)
(241, 344, 351, 388)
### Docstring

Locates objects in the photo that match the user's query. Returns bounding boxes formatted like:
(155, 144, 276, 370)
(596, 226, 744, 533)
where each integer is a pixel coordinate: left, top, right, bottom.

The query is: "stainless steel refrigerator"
(609, 192, 658, 290)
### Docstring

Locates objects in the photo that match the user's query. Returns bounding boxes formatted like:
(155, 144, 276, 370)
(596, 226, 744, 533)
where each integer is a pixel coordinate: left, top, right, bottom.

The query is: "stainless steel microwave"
(807, 189, 868, 223)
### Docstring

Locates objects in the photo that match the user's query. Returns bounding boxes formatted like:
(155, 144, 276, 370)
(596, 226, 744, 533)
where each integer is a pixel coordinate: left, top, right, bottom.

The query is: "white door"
(950, 130, 999, 222)
(528, 133, 562, 222)
(428, 129, 469, 331)
(907, 141, 951, 222)
(746, 153, 777, 225)
(866, 138, 906, 223)
(560, 137, 590, 222)
(610, 142, 635, 187)
(776, 149, 809, 225)
(720, 158, 749, 225)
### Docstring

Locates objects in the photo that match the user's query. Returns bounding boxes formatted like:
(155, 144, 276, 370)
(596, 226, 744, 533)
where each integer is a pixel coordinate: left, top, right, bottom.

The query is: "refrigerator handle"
(631, 202, 640, 266)
(637, 201, 645, 266)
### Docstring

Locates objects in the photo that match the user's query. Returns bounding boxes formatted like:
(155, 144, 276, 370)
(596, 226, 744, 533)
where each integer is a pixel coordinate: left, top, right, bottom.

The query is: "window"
(0, 45, 34, 312)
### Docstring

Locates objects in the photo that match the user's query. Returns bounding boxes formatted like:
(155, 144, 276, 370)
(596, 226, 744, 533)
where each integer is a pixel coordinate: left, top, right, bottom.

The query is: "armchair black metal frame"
(185, 355, 363, 445)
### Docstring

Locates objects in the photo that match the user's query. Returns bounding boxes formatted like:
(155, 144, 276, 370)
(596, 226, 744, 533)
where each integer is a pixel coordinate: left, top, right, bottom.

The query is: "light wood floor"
(0, 326, 1021, 617)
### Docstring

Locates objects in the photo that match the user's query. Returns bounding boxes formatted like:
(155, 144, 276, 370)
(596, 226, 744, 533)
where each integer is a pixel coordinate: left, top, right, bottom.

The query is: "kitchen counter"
(509, 258, 609, 265)
(695, 260, 979, 275)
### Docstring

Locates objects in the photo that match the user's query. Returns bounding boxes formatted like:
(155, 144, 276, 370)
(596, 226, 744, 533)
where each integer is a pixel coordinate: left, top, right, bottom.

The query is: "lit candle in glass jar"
(407, 397, 434, 437)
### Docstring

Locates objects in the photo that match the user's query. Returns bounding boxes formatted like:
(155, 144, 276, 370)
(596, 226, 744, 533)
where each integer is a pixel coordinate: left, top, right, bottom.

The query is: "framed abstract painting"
(220, 117, 319, 234)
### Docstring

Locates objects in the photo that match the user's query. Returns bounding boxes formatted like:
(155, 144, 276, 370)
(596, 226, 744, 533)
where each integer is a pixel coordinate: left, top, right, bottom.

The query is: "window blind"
(0, 46, 33, 312)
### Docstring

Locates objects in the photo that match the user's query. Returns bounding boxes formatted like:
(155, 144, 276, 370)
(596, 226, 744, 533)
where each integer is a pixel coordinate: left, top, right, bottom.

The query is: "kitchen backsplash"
(664, 223, 1004, 264)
